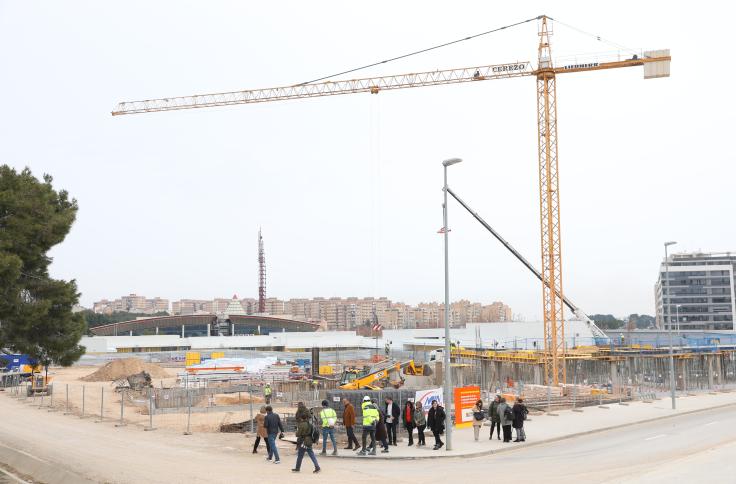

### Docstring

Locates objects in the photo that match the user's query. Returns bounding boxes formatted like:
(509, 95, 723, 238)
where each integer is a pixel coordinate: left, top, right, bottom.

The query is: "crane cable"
(298, 15, 540, 85)
(549, 17, 643, 57)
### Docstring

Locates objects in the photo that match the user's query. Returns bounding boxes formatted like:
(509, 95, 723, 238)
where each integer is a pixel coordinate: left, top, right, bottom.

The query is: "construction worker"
(319, 400, 338, 456)
(358, 396, 378, 456)
(264, 383, 272, 404)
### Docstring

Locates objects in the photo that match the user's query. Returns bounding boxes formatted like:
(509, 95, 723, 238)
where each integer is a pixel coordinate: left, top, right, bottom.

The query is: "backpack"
(473, 409, 486, 421)
(523, 406, 529, 421)
(310, 414, 321, 443)
(309, 420, 320, 444)
(504, 406, 513, 420)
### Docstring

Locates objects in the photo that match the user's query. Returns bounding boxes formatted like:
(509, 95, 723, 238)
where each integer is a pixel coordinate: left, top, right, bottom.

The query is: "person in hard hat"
(264, 383, 272, 405)
(358, 396, 379, 456)
(319, 400, 338, 456)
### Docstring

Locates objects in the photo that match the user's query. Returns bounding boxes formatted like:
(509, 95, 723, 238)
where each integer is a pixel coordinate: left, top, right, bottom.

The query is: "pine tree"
(0, 165, 85, 368)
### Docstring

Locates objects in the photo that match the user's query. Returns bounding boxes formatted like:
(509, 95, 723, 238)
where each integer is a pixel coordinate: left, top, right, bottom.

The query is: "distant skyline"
(1, 2, 732, 321)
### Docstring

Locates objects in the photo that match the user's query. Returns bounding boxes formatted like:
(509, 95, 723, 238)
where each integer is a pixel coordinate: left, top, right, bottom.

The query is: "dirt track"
(0, 393, 355, 483)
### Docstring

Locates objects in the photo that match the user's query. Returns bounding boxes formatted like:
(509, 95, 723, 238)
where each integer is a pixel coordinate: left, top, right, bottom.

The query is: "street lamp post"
(664, 241, 677, 410)
(442, 157, 462, 451)
(676, 304, 681, 334)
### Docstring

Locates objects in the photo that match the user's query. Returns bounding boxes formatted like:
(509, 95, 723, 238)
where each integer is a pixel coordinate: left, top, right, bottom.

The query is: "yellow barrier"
(185, 351, 201, 367)
(211, 352, 225, 360)
(319, 365, 333, 375)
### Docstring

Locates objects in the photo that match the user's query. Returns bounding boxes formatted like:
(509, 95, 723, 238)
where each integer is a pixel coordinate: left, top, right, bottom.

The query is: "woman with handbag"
(472, 400, 486, 441)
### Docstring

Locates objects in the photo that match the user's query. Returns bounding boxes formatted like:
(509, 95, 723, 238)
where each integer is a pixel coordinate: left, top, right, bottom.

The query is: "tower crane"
(112, 15, 670, 385)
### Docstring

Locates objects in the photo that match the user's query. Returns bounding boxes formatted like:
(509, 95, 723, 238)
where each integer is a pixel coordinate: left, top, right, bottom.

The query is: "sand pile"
(81, 358, 172, 382)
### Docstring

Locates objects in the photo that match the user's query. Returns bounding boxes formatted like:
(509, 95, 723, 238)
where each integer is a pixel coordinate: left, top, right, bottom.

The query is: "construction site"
(5, 12, 733, 432)
(1, 6, 735, 483)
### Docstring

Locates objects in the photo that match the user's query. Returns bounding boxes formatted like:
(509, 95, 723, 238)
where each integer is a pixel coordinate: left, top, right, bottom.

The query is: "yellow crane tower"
(112, 15, 670, 386)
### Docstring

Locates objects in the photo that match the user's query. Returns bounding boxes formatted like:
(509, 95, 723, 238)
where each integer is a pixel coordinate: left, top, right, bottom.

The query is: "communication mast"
(258, 229, 266, 313)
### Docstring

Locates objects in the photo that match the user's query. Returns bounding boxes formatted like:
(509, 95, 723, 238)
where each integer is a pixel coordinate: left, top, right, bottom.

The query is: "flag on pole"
(372, 323, 383, 332)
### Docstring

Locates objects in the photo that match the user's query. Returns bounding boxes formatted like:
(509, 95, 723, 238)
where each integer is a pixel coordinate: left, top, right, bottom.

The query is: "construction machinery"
(112, 15, 670, 385)
(26, 372, 53, 397)
(338, 359, 428, 390)
(113, 371, 153, 392)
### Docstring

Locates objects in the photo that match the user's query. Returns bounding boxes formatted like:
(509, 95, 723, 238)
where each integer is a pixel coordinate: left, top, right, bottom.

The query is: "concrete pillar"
(495, 362, 503, 391)
(206, 323, 211, 336)
(708, 354, 714, 389)
(675, 359, 686, 391)
(533, 364, 542, 385)
(155, 327, 159, 335)
(610, 361, 620, 394)
(181, 325, 185, 338)
(435, 361, 444, 386)
(715, 355, 723, 386)
(231, 323, 235, 336)
(129, 330, 133, 336)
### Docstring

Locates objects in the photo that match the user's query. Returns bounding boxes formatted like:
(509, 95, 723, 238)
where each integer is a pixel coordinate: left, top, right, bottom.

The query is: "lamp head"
(664, 241, 677, 247)
(442, 157, 462, 167)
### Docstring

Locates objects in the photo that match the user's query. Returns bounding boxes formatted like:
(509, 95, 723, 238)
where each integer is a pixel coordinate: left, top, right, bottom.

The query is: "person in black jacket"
(384, 397, 400, 446)
(512, 397, 528, 442)
(263, 405, 285, 464)
(426, 400, 446, 450)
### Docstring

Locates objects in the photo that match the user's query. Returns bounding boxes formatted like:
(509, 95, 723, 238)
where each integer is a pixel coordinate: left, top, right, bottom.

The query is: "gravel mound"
(80, 358, 172, 381)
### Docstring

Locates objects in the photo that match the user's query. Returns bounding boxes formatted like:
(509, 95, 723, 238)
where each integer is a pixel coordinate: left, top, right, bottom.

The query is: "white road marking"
(644, 434, 667, 441)
(0, 442, 49, 464)
(0, 466, 30, 484)
(704, 421, 719, 426)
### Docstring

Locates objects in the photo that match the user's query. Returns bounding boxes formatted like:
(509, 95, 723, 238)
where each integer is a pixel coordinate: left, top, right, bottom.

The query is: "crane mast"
(536, 16, 565, 385)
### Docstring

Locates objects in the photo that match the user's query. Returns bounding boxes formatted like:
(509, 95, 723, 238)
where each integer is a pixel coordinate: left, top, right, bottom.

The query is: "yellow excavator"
(338, 359, 430, 390)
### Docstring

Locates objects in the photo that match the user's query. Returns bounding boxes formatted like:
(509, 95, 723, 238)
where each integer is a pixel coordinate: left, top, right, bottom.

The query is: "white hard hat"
(363, 396, 371, 401)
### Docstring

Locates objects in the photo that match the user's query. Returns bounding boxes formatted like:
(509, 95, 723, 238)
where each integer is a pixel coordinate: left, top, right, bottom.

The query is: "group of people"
(473, 395, 528, 443)
(344, 396, 448, 454)
(250, 393, 528, 472)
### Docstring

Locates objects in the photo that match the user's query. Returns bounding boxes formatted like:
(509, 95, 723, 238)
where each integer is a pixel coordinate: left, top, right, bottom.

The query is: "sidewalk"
(330, 390, 736, 459)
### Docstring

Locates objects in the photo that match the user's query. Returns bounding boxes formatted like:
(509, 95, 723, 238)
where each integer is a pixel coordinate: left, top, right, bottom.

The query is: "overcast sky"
(0, 1, 732, 320)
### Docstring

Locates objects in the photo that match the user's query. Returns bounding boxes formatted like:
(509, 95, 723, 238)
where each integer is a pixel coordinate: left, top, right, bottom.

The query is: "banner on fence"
(415, 387, 443, 414)
(454, 385, 481, 428)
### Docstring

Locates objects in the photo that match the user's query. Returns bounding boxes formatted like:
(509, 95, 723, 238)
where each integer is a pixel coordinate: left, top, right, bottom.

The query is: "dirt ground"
(40, 365, 295, 433)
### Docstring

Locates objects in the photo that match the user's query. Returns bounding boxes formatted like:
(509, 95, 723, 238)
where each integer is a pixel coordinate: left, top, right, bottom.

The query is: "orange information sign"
(454, 385, 481, 428)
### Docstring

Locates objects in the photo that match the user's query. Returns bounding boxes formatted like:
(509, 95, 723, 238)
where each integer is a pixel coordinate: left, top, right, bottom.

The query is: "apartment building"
(164, 295, 513, 329)
(93, 294, 170, 315)
(655, 251, 736, 331)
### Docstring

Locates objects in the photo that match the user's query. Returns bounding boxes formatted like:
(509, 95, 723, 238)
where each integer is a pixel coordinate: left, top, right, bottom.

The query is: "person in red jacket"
(402, 400, 416, 446)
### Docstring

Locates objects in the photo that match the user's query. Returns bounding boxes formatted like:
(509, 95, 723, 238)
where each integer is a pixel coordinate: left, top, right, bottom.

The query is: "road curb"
(330, 400, 736, 460)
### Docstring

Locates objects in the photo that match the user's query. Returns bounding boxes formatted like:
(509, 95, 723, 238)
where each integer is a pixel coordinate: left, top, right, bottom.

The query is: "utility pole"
(664, 241, 677, 410)
(442, 157, 462, 450)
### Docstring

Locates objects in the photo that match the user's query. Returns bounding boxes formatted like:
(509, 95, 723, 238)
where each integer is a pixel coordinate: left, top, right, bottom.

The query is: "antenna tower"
(258, 229, 266, 313)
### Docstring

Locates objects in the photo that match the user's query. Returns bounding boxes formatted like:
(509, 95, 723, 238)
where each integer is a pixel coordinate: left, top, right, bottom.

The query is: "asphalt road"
(353, 405, 736, 483)
(1, 394, 734, 483)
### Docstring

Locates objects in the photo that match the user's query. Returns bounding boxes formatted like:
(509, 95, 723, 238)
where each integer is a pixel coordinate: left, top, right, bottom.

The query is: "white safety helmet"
(363, 395, 371, 402)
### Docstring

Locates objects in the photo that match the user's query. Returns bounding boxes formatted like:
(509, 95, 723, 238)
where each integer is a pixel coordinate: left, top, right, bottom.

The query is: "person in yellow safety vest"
(264, 383, 272, 404)
(358, 396, 379, 456)
(319, 400, 338, 456)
